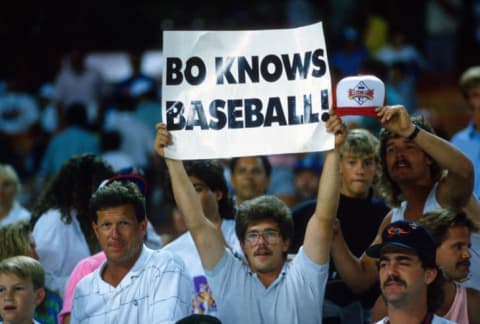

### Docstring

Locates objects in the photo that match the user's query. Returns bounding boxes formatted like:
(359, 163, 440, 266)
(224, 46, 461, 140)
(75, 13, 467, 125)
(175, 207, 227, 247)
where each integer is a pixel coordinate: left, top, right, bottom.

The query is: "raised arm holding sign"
(154, 109, 346, 323)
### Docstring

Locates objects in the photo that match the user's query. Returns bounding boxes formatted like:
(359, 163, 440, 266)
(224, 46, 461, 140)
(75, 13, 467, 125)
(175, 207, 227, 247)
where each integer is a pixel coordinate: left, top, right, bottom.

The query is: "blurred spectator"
(450, 66, 480, 198)
(53, 48, 106, 125)
(292, 155, 323, 206)
(229, 156, 271, 207)
(0, 78, 40, 177)
(389, 61, 419, 114)
(39, 103, 100, 178)
(364, 14, 389, 55)
(100, 130, 135, 171)
(376, 29, 426, 112)
(113, 50, 158, 107)
(37, 83, 59, 134)
(133, 78, 162, 136)
(376, 29, 426, 74)
(425, 0, 461, 74)
(0, 164, 30, 227)
(330, 26, 370, 77)
(0, 79, 39, 135)
(267, 153, 299, 207)
(31, 154, 115, 297)
(103, 103, 154, 170)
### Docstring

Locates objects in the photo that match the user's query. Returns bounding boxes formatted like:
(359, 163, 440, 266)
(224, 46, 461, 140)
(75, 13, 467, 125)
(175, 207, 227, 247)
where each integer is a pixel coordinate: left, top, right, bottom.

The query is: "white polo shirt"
(70, 246, 192, 323)
(206, 247, 328, 324)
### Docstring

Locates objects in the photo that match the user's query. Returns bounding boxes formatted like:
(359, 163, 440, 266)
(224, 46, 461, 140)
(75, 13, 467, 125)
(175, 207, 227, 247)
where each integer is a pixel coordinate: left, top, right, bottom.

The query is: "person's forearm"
(165, 159, 205, 230)
(464, 195, 480, 228)
(330, 232, 378, 293)
(413, 127, 473, 183)
(314, 150, 341, 223)
(413, 127, 473, 207)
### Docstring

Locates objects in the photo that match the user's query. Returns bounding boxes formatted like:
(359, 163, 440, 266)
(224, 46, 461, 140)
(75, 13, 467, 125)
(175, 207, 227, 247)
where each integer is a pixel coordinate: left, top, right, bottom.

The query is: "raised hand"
(375, 105, 415, 138)
(154, 123, 172, 157)
(325, 110, 347, 148)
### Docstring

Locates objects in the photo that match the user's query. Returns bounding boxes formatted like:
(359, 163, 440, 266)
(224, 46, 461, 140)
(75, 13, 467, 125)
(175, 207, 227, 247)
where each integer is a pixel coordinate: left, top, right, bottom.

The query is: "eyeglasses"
(245, 229, 281, 245)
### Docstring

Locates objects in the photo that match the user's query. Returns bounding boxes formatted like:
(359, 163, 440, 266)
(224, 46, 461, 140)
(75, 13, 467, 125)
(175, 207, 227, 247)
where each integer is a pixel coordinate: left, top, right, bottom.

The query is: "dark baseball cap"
(366, 220, 436, 266)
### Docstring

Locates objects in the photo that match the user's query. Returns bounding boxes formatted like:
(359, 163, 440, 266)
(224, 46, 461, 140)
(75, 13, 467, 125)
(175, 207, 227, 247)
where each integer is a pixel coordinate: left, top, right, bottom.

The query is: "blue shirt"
(450, 122, 480, 197)
(206, 247, 328, 324)
(39, 126, 99, 177)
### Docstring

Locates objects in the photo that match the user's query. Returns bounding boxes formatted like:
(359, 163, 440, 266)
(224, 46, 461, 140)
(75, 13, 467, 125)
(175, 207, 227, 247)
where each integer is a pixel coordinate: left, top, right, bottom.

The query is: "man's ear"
(215, 190, 224, 202)
(34, 287, 46, 307)
(140, 218, 148, 233)
(282, 238, 291, 253)
(92, 221, 99, 239)
(424, 267, 438, 285)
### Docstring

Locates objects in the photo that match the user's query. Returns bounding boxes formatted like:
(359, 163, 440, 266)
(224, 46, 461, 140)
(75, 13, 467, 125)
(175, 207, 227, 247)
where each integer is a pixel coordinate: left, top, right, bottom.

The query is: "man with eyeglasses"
(154, 111, 347, 324)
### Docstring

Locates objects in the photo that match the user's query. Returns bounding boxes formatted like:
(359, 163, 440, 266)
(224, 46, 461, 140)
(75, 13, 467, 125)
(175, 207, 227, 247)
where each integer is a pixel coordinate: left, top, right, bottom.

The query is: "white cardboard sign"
(162, 21, 333, 159)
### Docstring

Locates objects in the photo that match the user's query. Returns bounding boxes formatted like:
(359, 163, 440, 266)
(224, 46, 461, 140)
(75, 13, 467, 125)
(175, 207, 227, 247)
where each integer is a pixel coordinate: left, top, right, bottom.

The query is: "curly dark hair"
(31, 154, 114, 253)
(377, 116, 443, 207)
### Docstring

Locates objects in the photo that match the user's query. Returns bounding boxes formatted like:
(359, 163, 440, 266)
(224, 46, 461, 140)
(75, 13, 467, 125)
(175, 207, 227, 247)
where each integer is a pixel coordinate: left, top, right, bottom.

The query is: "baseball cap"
(293, 156, 322, 174)
(334, 75, 386, 117)
(366, 220, 436, 266)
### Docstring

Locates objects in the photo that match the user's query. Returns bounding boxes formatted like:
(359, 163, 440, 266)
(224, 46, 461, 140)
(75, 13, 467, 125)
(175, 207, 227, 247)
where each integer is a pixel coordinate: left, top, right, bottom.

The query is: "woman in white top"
(0, 164, 30, 227)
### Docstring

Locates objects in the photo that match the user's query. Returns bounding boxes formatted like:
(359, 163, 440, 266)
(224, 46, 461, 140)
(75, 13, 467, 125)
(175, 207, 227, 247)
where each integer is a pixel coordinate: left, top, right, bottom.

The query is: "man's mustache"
(383, 275, 407, 288)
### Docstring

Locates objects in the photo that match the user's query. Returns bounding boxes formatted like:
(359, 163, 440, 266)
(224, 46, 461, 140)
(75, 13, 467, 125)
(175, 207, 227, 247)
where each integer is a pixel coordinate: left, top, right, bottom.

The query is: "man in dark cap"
(367, 220, 454, 324)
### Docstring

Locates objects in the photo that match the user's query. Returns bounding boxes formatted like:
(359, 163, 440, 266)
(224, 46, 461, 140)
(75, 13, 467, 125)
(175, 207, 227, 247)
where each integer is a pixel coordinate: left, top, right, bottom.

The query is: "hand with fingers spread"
(375, 105, 415, 138)
(154, 123, 172, 157)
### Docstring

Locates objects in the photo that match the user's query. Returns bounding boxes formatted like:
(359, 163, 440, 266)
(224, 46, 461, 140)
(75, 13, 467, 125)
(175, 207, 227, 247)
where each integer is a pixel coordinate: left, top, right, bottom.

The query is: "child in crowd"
(0, 256, 46, 324)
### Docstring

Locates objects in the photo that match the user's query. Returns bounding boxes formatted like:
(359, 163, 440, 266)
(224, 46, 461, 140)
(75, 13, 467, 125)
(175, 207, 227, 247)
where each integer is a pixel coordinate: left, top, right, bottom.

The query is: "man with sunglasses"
(154, 111, 347, 323)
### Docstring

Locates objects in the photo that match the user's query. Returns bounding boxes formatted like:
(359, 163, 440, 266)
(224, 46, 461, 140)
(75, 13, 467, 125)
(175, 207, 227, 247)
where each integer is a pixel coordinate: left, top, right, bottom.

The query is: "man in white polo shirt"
(70, 181, 192, 323)
(154, 111, 346, 324)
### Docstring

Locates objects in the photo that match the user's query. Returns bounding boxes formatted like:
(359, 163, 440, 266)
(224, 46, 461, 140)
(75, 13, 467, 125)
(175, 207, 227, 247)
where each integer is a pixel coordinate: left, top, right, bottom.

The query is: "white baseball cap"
(334, 75, 385, 117)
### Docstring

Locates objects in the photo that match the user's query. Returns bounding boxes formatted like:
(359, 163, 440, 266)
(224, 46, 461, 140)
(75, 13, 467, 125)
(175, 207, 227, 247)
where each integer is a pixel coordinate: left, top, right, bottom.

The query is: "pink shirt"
(57, 252, 106, 323)
(444, 282, 469, 324)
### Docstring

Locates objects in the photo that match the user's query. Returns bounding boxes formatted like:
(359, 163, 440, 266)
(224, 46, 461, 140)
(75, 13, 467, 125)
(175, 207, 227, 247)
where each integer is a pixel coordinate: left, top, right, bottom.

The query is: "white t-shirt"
(33, 209, 90, 297)
(70, 246, 192, 323)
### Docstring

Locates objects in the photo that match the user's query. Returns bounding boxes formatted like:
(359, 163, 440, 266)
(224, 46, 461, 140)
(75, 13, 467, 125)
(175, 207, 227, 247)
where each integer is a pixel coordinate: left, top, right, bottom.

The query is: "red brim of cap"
(335, 106, 378, 117)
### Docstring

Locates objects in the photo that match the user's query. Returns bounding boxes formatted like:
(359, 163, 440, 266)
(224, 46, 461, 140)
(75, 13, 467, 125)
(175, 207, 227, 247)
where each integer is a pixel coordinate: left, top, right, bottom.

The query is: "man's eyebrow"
(380, 253, 415, 261)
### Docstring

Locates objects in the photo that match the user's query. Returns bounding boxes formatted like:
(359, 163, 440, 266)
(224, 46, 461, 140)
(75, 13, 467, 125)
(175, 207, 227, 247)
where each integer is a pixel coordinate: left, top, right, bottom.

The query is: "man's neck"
(102, 252, 142, 287)
(399, 181, 433, 221)
(102, 263, 131, 287)
(386, 305, 430, 324)
(256, 266, 283, 288)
